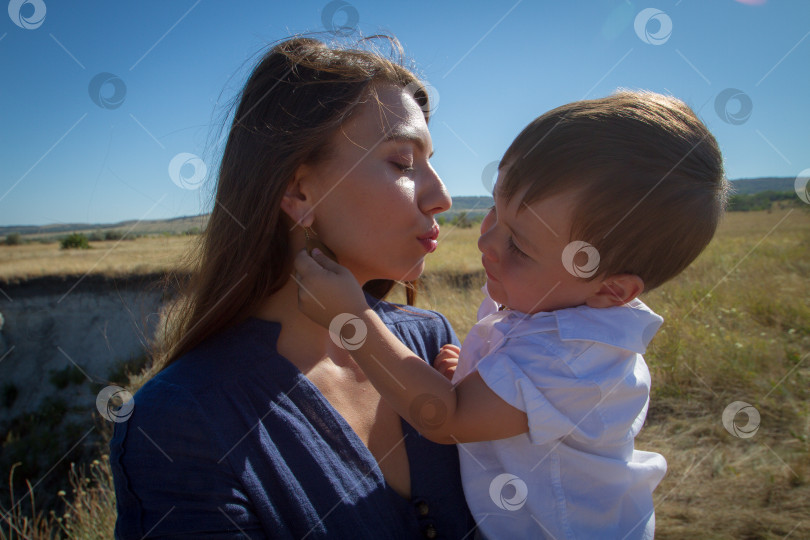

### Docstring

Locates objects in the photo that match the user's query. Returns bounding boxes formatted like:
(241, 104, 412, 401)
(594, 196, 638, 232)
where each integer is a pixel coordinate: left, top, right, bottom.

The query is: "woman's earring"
(304, 226, 338, 262)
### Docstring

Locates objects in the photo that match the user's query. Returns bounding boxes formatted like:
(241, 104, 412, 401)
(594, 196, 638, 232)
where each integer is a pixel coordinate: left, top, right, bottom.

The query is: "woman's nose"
(419, 164, 452, 216)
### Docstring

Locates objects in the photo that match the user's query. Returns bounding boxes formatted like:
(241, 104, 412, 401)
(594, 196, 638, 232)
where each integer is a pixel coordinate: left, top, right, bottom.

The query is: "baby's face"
(478, 175, 603, 314)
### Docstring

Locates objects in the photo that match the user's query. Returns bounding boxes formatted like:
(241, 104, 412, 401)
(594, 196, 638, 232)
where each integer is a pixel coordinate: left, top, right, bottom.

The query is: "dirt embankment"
(0, 273, 166, 426)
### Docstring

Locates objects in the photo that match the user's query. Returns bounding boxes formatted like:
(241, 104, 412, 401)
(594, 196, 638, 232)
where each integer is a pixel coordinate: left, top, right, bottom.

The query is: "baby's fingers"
(435, 357, 457, 381)
(436, 345, 460, 362)
(294, 248, 322, 277)
(435, 356, 456, 369)
(310, 248, 344, 274)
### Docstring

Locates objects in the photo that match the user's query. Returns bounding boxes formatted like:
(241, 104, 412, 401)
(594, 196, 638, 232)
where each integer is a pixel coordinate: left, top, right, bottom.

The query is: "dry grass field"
(0, 235, 196, 283)
(1, 206, 808, 538)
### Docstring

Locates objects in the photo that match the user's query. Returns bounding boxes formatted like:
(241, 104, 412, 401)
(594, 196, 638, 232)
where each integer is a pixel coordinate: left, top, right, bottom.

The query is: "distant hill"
(439, 196, 493, 219)
(443, 178, 797, 214)
(728, 177, 795, 195)
(0, 214, 208, 240)
(0, 177, 796, 238)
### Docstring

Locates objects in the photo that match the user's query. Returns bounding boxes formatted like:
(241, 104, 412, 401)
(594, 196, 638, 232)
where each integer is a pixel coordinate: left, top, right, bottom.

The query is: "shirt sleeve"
(474, 336, 606, 447)
(110, 379, 270, 540)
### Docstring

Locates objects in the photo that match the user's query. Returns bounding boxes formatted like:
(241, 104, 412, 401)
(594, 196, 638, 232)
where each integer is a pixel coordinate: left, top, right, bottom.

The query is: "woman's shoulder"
(109, 318, 292, 538)
(130, 317, 291, 422)
(152, 317, 282, 380)
(367, 291, 445, 322)
(368, 293, 459, 357)
(111, 317, 300, 472)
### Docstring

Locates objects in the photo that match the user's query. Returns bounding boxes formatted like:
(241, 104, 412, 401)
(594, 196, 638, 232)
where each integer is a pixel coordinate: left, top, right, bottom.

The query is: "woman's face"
(305, 84, 451, 285)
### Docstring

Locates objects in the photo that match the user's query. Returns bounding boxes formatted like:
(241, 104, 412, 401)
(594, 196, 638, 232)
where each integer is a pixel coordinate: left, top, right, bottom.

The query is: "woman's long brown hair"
(153, 37, 429, 373)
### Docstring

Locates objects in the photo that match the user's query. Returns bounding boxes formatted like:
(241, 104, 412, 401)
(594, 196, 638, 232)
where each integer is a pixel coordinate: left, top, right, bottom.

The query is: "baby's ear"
(585, 274, 644, 308)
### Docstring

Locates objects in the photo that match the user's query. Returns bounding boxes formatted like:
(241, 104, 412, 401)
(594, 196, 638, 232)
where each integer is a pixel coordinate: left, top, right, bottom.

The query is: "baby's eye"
(507, 237, 530, 259)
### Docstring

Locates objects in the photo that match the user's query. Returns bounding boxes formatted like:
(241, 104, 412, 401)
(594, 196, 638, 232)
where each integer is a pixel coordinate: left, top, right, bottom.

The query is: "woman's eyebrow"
(383, 127, 434, 158)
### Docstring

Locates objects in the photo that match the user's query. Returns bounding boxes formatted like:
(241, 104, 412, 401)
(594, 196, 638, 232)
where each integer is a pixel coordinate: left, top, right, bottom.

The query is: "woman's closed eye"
(390, 160, 414, 173)
(387, 146, 417, 171)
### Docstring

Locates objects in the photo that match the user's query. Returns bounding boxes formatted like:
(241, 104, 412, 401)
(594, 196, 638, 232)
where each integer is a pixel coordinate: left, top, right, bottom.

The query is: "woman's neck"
(252, 277, 362, 374)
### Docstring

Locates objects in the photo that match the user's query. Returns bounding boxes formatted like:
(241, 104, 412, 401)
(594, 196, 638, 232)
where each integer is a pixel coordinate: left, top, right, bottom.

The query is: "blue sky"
(1, 0, 808, 226)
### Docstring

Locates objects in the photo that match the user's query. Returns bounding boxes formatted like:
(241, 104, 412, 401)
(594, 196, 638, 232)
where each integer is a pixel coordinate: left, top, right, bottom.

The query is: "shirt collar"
(554, 299, 663, 354)
(480, 287, 663, 354)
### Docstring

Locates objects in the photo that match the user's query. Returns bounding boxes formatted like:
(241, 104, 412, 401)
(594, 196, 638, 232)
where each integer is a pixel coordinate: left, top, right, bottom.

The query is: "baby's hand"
(434, 344, 460, 381)
(293, 249, 369, 330)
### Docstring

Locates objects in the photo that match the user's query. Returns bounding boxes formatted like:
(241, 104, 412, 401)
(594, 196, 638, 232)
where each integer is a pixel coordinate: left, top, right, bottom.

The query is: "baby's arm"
(294, 249, 528, 444)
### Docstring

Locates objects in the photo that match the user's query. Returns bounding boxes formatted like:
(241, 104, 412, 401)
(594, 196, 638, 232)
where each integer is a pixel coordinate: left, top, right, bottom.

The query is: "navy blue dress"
(110, 296, 475, 539)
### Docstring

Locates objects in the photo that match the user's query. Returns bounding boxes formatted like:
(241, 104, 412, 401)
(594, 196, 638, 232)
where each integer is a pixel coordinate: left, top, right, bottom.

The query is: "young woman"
(109, 37, 475, 539)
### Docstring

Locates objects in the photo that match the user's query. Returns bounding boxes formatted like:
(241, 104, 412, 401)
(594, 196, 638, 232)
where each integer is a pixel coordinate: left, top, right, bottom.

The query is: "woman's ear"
(280, 164, 316, 228)
(584, 274, 645, 308)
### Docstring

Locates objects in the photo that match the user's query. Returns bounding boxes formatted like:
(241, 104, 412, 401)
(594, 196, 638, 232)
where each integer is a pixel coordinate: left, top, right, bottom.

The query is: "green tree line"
(727, 190, 797, 212)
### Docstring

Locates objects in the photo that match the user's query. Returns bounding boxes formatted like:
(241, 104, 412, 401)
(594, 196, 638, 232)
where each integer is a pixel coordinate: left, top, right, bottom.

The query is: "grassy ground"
(2, 206, 808, 538)
(0, 235, 196, 283)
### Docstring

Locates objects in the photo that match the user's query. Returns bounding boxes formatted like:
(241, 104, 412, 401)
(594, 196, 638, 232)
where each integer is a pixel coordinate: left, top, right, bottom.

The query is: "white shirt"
(452, 287, 667, 540)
